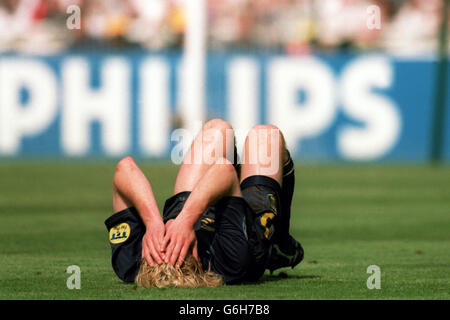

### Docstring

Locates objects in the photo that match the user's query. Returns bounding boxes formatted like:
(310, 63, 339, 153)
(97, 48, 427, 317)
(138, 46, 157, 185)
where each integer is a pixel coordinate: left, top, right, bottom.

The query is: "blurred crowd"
(0, 0, 447, 55)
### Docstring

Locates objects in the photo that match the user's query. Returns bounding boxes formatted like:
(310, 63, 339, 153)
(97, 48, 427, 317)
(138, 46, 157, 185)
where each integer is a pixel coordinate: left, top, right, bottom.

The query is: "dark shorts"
(162, 175, 283, 284)
(104, 175, 283, 284)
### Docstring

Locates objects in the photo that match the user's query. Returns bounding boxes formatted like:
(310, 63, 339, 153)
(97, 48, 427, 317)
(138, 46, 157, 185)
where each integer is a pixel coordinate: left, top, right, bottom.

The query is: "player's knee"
(249, 124, 281, 136)
(115, 156, 136, 173)
(247, 124, 285, 147)
(203, 118, 233, 132)
(202, 119, 235, 157)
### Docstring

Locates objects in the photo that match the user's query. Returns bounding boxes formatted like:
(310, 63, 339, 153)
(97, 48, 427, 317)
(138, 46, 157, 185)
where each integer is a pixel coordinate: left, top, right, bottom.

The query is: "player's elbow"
(113, 156, 137, 190)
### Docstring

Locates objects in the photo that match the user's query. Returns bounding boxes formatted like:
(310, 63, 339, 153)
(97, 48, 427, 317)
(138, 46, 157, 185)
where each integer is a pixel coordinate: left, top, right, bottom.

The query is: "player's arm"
(113, 156, 164, 266)
(162, 158, 241, 267)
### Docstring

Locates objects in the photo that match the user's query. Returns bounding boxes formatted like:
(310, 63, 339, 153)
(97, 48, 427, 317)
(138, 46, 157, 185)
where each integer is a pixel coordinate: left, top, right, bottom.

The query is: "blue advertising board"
(0, 51, 448, 162)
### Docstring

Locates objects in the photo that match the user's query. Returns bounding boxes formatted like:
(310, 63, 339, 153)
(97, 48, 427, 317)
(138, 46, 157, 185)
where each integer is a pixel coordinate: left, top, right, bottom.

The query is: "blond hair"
(135, 255, 224, 288)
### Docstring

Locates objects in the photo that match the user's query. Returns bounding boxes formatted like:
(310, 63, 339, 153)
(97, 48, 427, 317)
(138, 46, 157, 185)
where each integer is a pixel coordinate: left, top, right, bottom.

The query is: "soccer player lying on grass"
(105, 119, 304, 287)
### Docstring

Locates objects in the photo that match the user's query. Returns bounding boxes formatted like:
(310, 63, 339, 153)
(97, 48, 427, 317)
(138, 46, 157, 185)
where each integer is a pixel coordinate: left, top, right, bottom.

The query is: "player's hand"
(162, 215, 196, 268)
(141, 218, 165, 267)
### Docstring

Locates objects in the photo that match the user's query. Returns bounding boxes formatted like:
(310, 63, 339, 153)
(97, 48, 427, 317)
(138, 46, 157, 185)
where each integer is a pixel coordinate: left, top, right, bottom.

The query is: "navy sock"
(274, 151, 295, 248)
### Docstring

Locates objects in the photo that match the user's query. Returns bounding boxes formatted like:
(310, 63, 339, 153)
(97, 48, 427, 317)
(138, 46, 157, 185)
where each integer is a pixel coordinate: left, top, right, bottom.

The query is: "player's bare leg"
(173, 118, 236, 194)
(240, 124, 303, 274)
(240, 124, 288, 185)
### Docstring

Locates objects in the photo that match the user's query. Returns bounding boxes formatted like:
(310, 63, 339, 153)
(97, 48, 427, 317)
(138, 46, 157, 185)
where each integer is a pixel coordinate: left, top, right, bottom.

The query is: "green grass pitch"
(0, 162, 448, 299)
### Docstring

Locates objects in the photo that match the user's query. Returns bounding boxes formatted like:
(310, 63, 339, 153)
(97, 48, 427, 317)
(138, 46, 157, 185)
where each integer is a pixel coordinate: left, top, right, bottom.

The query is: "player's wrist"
(141, 210, 163, 228)
(177, 209, 198, 228)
